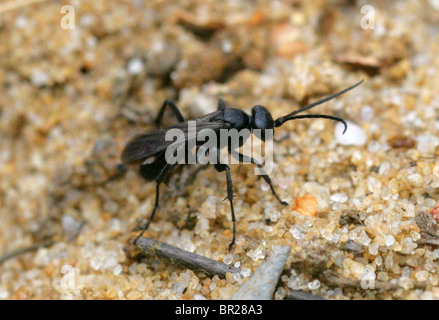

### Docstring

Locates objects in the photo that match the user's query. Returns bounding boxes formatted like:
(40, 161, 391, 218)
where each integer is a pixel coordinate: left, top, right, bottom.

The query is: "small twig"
(0, 240, 54, 265)
(136, 237, 240, 278)
(417, 238, 439, 246)
(322, 272, 427, 291)
(286, 290, 326, 300)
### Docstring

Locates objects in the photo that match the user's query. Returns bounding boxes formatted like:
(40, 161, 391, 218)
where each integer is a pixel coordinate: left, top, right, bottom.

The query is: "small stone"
(407, 173, 423, 188)
(0, 287, 9, 299)
(430, 0, 439, 10)
(61, 214, 81, 235)
(357, 231, 372, 246)
(308, 279, 320, 290)
(247, 248, 266, 261)
(415, 270, 429, 282)
(264, 206, 281, 222)
(348, 259, 365, 279)
(410, 231, 421, 241)
(223, 254, 234, 265)
(368, 242, 379, 255)
(232, 246, 291, 300)
(287, 277, 302, 290)
(360, 266, 376, 281)
(330, 193, 348, 203)
(416, 135, 439, 153)
(31, 69, 50, 87)
(302, 182, 330, 211)
(127, 291, 142, 300)
(401, 267, 411, 278)
(289, 226, 305, 240)
(385, 235, 395, 247)
(335, 121, 366, 146)
(367, 176, 382, 193)
(127, 58, 144, 75)
(240, 268, 251, 278)
(361, 106, 374, 121)
(385, 255, 394, 269)
(113, 264, 123, 276)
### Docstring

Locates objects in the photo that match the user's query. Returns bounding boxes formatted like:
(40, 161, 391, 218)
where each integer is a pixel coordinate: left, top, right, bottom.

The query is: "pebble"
(330, 193, 348, 203)
(416, 135, 439, 153)
(429, 0, 439, 10)
(357, 231, 372, 247)
(232, 246, 290, 300)
(334, 121, 367, 146)
(30, 69, 50, 87)
(407, 173, 423, 188)
(127, 58, 145, 75)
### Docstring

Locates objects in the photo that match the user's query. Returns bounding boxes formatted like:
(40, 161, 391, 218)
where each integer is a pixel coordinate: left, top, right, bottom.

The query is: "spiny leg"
(214, 161, 237, 251)
(134, 182, 161, 244)
(155, 99, 185, 128)
(134, 163, 173, 244)
(230, 149, 288, 206)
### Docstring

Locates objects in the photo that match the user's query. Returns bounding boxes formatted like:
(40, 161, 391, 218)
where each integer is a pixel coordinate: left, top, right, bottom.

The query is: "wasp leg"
(134, 163, 174, 244)
(230, 150, 288, 206)
(217, 98, 226, 111)
(155, 99, 185, 127)
(214, 161, 237, 251)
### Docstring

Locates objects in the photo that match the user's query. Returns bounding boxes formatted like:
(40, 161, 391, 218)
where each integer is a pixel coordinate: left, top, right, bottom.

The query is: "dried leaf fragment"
(294, 195, 318, 218)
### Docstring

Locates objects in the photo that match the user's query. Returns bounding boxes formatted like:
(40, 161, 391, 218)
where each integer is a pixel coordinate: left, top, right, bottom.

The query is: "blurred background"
(1, 0, 439, 300)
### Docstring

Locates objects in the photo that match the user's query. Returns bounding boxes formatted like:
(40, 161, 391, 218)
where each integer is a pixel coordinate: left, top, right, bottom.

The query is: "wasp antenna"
(275, 80, 363, 127)
(279, 114, 348, 134)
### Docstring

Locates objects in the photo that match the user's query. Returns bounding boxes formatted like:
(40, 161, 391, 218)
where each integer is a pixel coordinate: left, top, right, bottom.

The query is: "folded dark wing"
(121, 116, 225, 165)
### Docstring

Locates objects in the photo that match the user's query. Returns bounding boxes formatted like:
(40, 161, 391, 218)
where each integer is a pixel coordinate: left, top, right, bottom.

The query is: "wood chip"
(135, 237, 240, 279)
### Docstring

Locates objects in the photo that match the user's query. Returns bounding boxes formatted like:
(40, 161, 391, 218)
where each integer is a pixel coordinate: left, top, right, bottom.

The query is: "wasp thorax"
(218, 108, 250, 130)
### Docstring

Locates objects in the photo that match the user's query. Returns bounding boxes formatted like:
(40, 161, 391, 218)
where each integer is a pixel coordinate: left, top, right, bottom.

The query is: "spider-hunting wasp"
(121, 80, 363, 250)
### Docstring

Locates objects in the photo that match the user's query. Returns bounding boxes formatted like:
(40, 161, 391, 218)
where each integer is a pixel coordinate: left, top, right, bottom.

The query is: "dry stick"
(136, 237, 240, 279)
(286, 290, 326, 300)
(0, 220, 85, 265)
(322, 272, 427, 291)
(418, 238, 439, 246)
(0, 240, 54, 265)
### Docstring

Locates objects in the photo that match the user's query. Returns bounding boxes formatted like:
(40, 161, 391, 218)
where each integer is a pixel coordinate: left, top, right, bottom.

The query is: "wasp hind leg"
(155, 99, 185, 127)
(134, 163, 174, 245)
(214, 161, 237, 251)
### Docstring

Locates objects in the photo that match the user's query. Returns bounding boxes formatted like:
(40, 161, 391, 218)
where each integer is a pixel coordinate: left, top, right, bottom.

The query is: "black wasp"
(121, 80, 363, 250)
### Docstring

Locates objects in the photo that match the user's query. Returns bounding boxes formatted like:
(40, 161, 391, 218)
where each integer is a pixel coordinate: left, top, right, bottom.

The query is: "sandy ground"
(1, 0, 439, 300)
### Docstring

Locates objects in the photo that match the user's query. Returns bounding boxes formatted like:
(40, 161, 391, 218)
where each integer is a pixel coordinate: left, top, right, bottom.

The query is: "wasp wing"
(121, 110, 225, 165)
